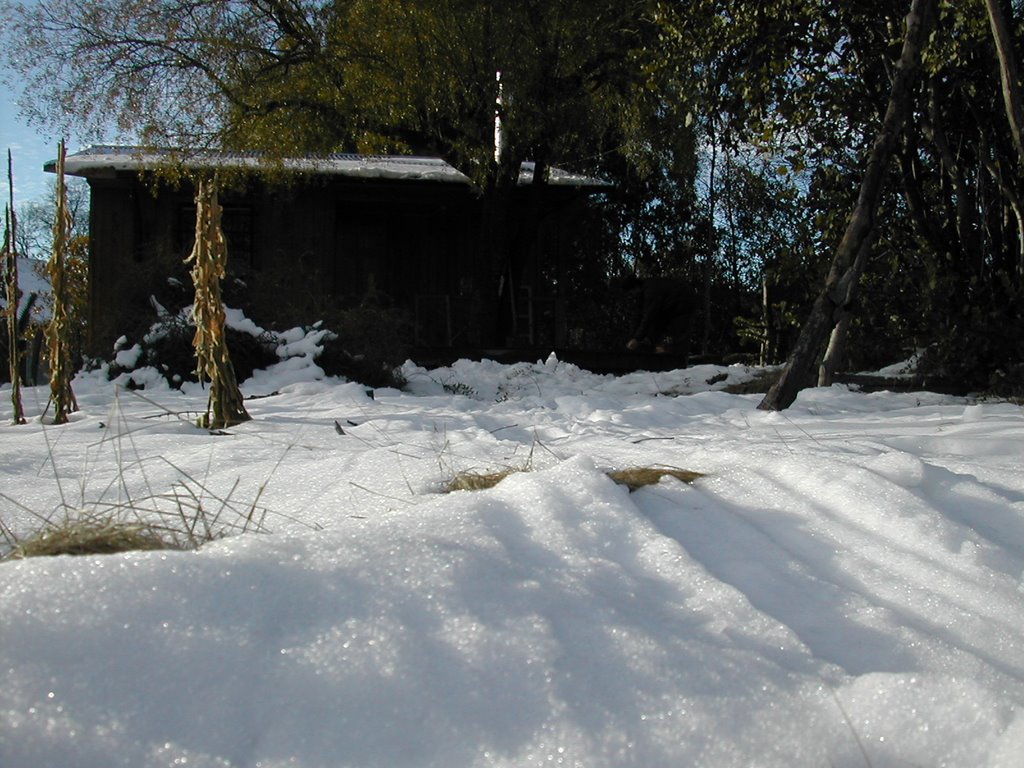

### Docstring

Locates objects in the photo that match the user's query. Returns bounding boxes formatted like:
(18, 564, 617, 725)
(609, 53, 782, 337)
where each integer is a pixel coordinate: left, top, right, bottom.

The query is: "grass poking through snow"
(606, 467, 704, 490)
(444, 464, 703, 493)
(1, 510, 174, 559)
(0, 389, 310, 562)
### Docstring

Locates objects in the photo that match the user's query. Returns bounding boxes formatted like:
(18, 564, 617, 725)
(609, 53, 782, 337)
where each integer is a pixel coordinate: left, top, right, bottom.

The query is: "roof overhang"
(45, 145, 609, 188)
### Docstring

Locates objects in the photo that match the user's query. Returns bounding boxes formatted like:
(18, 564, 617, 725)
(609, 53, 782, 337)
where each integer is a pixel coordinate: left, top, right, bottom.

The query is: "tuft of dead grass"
(1, 446, 287, 561)
(0, 479, 274, 562)
(606, 467, 703, 490)
(445, 468, 521, 492)
(3, 512, 176, 560)
(444, 464, 703, 493)
(0, 386, 308, 563)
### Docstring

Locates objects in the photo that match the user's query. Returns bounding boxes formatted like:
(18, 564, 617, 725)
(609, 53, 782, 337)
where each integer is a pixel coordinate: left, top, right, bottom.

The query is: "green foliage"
(656, 0, 1023, 383)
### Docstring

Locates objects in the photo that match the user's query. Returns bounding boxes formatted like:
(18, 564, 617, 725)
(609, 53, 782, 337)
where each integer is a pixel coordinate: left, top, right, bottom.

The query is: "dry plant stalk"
(4, 150, 26, 425)
(46, 140, 79, 424)
(186, 177, 250, 429)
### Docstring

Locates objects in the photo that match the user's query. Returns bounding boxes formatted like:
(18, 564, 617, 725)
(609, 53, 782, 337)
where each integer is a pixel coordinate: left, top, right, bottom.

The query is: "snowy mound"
(1, 361, 1023, 767)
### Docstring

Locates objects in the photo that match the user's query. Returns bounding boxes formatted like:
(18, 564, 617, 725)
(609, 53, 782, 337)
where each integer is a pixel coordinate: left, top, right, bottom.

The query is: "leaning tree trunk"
(983, 0, 1024, 277)
(5, 149, 25, 424)
(46, 140, 78, 424)
(187, 177, 250, 430)
(984, 0, 1024, 167)
(818, 233, 877, 385)
(759, 0, 936, 410)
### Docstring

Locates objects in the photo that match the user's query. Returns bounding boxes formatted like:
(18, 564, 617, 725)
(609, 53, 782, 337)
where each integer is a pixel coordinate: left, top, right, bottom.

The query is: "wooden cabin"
(51, 146, 605, 360)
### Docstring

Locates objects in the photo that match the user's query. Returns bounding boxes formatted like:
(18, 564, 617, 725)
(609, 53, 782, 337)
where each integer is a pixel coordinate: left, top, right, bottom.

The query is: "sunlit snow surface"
(1, 356, 1023, 767)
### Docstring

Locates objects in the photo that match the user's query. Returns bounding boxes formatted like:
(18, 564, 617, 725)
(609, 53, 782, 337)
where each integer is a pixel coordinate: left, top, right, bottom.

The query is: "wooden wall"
(84, 172, 588, 357)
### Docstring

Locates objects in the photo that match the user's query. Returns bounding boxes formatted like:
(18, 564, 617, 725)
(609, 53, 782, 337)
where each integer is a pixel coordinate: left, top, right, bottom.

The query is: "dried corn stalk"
(46, 140, 79, 424)
(4, 149, 26, 424)
(186, 177, 250, 429)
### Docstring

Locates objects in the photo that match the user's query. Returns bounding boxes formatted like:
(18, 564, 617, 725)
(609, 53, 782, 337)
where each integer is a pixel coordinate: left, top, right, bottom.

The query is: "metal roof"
(47, 145, 607, 187)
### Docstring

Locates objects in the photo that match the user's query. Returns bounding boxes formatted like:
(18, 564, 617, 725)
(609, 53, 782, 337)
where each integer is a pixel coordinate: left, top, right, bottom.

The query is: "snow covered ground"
(1, 355, 1023, 767)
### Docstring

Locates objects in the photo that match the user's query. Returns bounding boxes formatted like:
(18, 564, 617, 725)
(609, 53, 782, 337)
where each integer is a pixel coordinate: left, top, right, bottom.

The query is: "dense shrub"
(313, 298, 410, 390)
(918, 299, 1024, 397)
(108, 309, 279, 388)
(105, 285, 410, 390)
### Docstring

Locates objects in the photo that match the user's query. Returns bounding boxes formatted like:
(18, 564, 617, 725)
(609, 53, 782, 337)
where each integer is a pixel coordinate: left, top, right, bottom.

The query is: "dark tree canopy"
(3, 0, 1022, 394)
(656, 0, 1024, 396)
(1, 0, 667, 191)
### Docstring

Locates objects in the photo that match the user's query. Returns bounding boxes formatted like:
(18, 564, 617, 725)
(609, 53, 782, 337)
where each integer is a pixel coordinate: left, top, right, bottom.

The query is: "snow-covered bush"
(107, 304, 282, 389)
(103, 298, 410, 391)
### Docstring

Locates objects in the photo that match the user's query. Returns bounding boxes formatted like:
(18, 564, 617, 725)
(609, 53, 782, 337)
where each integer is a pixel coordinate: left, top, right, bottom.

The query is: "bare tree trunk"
(984, 0, 1024, 166)
(983, 0, 1024, 277)
(759, 0, 935, 410)
(46, 140, 78, 424)
(818, 233, 876, 386)
(761, 275, 771, 365)
(896, 139, 952, 258)
(702, 124, 718, 356)
(818, 313, 852, 386)
(4, 166, 26, 425)
(979, 148, 1024, 272)
(187, 177, 250, 430)
(925, 77, 982, 265)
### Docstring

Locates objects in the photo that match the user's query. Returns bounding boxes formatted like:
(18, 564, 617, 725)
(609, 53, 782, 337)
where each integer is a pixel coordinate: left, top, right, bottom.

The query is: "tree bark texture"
(818, 233, 876, 386)
(758, 0, 936, 410)
(187, 177, 251, 430)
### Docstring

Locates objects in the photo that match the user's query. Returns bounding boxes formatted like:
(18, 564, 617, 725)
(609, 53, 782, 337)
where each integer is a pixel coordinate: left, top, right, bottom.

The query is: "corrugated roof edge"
(45, 145, 609, 187)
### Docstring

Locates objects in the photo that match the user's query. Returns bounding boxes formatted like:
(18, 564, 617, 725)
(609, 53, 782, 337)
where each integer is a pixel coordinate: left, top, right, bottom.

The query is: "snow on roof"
(47, 145, 606, 187)
(50, 145, 468, 183)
